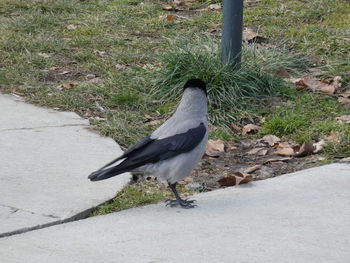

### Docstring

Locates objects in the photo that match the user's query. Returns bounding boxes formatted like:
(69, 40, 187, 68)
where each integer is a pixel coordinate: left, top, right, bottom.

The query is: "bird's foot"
(165, 198, 197, 209)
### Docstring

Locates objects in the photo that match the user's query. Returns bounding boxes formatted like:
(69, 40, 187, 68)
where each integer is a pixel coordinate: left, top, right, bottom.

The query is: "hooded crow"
(88, 79, 208, 208)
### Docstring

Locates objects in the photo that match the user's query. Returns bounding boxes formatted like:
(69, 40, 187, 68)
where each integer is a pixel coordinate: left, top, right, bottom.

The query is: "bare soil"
(191, 139, 326, 190)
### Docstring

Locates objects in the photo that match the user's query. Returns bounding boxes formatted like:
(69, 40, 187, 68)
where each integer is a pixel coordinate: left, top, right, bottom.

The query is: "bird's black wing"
(97, 135, 154, 171)
(88, 123, 206, 181)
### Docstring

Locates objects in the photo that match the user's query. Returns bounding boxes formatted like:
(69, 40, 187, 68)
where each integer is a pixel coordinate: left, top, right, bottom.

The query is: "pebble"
(186, 182, 203, 191)
(254, 166, 275, 180)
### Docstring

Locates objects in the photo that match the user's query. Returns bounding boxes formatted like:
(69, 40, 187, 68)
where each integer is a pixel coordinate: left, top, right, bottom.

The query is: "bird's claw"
(165, 198, 197, 209)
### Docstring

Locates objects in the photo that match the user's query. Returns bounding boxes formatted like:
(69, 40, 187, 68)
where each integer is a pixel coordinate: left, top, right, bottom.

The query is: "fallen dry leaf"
(58, 70, 70, 75)
(94, 50, 107, 56)
(231, 123, 242, 133)
(166, 14, 175, 21)
(258, 149, 268, 156)
(205, 139, 225, 157)
(162, 5, 184, 11)
(88, 77, 102, 83)
(206, 23, 221, 34)
(89, 116, 107, 121)
(115, 64, 128, 70)
(178, 176, 193, 185)
(227, 145, 238, 151)
(145, 115, 152, 121)
(241, 139, 259, 148)
(9, 12, 20, 16)
(139, 63, 156, 70)
(339, 90, 350, 98)
(207, 4, 221, 10)
(247, 147, 268, 156)
(294, 76, 341, 94)
(287, 77, 302, 84)
(86, 74, 96, 79)
(338, 97, 350, 105)
(61, 82, 76, 89)
(264, 157, 292, 163)
(145, 120, 162, 126)
(217, 172, 252, 187)
(275, 142, 295, 156)
(66, 24, 77, 30)
(242, 124, 261, 135)
(244, 164, 262, 174)
(327, 132, 341, 144)
(262, 134, 281, 146)
(313, 140, 326, 153)
(11, 93, 21, 98)
(183, 176, 193, 183)
(173, 0, 183, 6)
(333, 75, 342, 87)
(274, 69, 291, 79)
(38, 52, 51, 58)
(336, 115, 350, 124)
(209, 125, 219, 132)
(145, 114, 159, 121)
(339, 157, 350, 163)
(294, 143, 315, 157)
(290, 140, 325, 157)
(247, 147, 263, 155)
(11, 90, 24, 97)
(243, 28, 267, 43)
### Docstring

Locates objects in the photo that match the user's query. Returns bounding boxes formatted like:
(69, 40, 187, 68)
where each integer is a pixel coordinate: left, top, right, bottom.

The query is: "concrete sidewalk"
(1, 163, 349, 263)
(0, 94, 130, 237)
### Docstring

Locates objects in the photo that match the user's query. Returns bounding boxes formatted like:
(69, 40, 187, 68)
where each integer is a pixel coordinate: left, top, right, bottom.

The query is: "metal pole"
(221, 0, 244, 67)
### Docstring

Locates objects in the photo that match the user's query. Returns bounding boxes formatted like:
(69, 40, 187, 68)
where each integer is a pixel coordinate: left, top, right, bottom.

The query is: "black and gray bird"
(88, 79, 208, 208)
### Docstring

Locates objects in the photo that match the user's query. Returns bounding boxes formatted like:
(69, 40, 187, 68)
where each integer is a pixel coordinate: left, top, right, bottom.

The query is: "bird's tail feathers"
(88, 155, 128, 181)
(88, 164, 129, 181)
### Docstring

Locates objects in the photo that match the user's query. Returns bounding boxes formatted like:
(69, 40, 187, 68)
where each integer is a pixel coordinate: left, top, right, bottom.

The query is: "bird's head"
(183, 79, 207, 96)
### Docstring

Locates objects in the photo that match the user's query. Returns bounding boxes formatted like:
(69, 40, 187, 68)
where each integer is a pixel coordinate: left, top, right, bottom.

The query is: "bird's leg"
(166, 183, 197, 209)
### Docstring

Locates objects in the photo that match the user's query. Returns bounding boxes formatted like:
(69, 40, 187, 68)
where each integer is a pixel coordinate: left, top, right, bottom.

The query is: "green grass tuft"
(149, 37, 308, 126)
(89, 185, 166, 216)
(110, 92, 142, 106)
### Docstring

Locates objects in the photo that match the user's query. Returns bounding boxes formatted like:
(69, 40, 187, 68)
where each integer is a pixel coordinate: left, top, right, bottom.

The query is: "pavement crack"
(0, 205, 93, 239)
(10, 208, 19, 214)
(0, 123, 88, 133)
(45, 214, 60, 219)
(0, 204, 20, 214)
(0, 204, 60, 219)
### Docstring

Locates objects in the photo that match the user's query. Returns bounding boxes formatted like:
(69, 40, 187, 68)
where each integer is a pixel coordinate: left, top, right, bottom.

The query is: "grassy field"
(1, 0, 349, 211)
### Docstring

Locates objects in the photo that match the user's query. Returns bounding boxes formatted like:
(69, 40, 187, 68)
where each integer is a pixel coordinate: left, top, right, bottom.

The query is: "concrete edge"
(0, 198, 118, 239)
